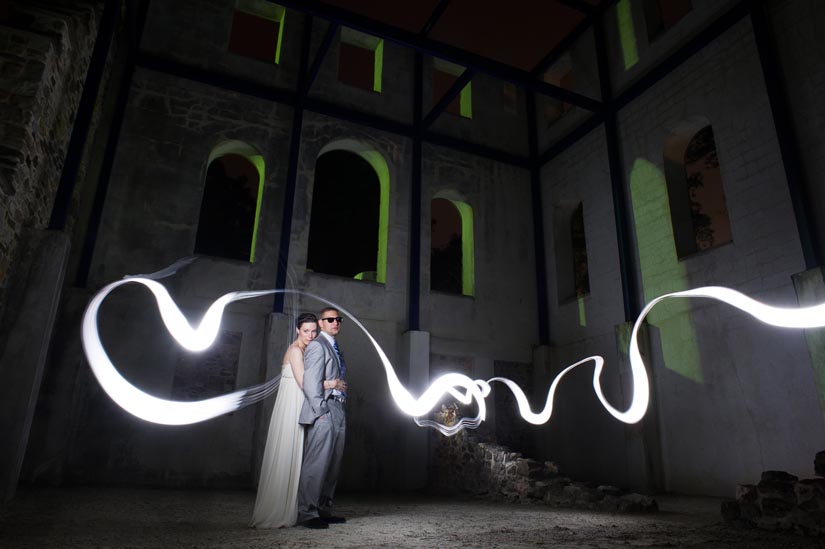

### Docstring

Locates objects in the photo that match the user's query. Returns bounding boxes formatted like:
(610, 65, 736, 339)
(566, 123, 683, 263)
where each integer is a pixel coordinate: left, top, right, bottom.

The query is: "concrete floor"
(0, 487, 821, 548)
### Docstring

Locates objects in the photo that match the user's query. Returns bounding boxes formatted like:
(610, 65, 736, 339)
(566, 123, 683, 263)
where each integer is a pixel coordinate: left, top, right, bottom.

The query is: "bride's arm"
(290, 346, 335, 391)
(288, 346, 306, 389)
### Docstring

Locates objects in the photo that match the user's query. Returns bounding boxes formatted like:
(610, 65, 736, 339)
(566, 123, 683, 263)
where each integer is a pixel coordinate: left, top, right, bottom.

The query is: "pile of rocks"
(431, 431, 658, 513)
(721, 451, 825, 536)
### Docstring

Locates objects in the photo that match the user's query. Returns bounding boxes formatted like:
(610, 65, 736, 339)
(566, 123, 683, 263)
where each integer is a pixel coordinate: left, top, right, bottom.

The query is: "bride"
(250, 312, 327, 528)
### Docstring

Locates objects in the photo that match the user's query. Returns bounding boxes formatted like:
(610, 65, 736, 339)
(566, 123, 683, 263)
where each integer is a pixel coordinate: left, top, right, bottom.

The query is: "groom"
(297, 307, 348, 529)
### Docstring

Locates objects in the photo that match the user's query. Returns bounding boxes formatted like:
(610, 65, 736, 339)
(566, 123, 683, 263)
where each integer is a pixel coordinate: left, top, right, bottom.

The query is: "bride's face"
(297, 322, 318, 346)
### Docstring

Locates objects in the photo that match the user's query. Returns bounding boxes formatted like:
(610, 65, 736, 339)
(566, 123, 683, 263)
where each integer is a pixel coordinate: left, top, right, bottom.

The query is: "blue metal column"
(273, 15, 314, 312)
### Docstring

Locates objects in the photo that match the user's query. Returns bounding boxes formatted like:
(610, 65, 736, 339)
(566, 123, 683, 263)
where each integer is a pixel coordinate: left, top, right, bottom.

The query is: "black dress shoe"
(300, 517, 329, 529)
(321, 515, 347, 524)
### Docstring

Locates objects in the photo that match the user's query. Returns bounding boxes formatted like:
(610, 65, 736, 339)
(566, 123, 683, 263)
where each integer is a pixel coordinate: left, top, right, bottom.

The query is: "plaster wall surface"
(769, 0, 825, 266)
(616, 17, 825, 496)
(536, 126, 632, 487)
(421, 145, 536, 364)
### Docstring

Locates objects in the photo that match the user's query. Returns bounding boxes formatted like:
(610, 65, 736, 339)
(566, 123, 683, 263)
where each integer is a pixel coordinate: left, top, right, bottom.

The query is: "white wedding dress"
(250, 363, 305, 528)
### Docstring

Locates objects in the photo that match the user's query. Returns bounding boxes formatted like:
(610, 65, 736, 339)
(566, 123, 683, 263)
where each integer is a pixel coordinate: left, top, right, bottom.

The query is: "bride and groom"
(250, 307, 349, 529)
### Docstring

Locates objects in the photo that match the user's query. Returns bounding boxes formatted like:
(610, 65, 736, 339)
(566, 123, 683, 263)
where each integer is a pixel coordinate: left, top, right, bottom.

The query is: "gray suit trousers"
(297, 399, 346, 522)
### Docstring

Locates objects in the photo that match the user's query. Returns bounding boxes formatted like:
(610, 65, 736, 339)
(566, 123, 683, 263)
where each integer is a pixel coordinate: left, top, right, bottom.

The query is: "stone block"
(736, 484, 758, 501)
(616, 493, 658, 513)
(721, 500, 740, 521)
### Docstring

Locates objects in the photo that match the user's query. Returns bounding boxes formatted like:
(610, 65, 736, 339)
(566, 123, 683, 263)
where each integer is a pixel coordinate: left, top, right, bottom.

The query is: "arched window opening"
(554, 201, 590, 302)
(430, 193, 474, 296)
(307, 148, 387, 281)
(664, 123, 731, 258)
(228, 0, 285, 64)
(195, 143, 265, 262)
(643, 0, 691, 42)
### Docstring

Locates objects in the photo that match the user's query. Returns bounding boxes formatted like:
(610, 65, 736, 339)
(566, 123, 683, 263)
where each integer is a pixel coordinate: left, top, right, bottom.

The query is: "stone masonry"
(431, 428, 658, 513)
(722, 451, 825, 536)
(0, 1, 99, 303)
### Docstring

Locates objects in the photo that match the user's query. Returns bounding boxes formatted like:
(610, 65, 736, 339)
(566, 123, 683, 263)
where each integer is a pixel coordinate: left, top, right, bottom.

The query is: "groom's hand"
(332, 379, 347, 392)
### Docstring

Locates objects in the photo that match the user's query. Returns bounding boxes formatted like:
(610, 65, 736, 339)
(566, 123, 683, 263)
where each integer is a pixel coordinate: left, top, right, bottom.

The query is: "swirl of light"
(82, 259, 488, 426)
(81, 260, 825, 433)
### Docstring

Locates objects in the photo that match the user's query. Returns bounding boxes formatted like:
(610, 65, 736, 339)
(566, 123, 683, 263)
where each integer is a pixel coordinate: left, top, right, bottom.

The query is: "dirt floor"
(0, 486, 821, 548)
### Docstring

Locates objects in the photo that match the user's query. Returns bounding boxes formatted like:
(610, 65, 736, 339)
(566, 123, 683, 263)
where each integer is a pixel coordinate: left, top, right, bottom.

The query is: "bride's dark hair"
(295, 312, 318, 329)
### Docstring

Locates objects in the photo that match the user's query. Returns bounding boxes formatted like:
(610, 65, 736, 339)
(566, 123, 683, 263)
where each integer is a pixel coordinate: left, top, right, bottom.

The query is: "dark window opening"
(307, 150, 379, 279)
(433, 69, 470, 118)
(571, 203, 590, 297)
(665, 125, 731, 258)
(644, 0, 691, 41)
(228, 9, 280, 63)
(338, 42, 375, 92)
(543, 69, 573, 126)
(195, 154, 259, 261)
(503, 82, 519, 115)
(554, 201, 590, 302)
(431, 198, 463, 294)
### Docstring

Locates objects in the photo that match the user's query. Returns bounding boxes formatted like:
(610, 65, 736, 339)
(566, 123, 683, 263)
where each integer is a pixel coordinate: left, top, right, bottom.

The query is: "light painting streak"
(81, 261, 825, 434)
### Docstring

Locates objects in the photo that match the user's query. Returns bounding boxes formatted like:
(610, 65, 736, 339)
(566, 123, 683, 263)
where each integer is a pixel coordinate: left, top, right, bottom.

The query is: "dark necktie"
(332, 339, 347, 397)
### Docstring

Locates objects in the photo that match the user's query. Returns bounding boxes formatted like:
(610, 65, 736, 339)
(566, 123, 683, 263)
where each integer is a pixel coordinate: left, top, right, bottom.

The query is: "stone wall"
(722, 451, 825, 536)
(0, 0, 100, 306)
(431, 431, 657, 513)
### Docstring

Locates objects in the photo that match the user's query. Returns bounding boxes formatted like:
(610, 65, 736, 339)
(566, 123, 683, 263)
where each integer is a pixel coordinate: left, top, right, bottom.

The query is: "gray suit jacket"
(298, 335, 340, 425)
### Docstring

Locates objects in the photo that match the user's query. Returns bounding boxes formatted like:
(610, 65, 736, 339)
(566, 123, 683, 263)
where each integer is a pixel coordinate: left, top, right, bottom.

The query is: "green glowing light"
(630, 158, 702, 382)
(452, 200, 475, 296)
(274, 10, 284, 64)
(236, 1, 285, 65)
(617, 0, 639, 70)
(460, 82, 472, 119)
(248, 154, 265, 263)
(577, 295, 586, 327)
(373, 39, 383, 93)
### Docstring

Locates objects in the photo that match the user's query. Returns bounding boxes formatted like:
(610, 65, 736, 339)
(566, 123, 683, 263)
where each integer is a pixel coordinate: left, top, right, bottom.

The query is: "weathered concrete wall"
(536, 126, 633, 488)
(770, 0, 825, 270)
(422, 145, 535, 361)
(614, 17, 825, 496)
(428, 68, 529, 158)
(0, 0, 99, 306)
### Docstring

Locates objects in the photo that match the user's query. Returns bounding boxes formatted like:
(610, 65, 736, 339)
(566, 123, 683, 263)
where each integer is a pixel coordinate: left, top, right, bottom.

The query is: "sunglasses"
(321, 317, 344, 324)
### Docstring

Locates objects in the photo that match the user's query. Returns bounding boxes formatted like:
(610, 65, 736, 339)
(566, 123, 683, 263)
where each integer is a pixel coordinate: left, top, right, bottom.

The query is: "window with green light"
(431, 194, 474, 296)
(338, 27, 384, 93)
(227, 1, 285, 65)
(195, 141, 265, 263)
(433, 59, 472, 119)
(307, 141, 390, 284)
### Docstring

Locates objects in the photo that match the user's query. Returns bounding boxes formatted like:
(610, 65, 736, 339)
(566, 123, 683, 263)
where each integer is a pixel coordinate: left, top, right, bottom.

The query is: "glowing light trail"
(81, 261, 825, 433)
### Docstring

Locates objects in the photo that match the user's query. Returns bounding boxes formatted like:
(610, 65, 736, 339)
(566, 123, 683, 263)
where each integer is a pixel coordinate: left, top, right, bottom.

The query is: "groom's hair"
(295, 312, 318, 329)
(318, 307, 339, 318)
